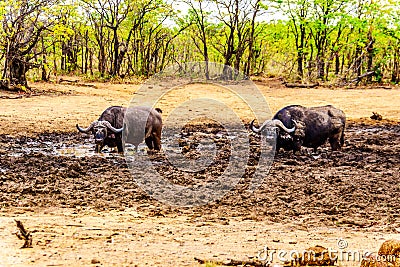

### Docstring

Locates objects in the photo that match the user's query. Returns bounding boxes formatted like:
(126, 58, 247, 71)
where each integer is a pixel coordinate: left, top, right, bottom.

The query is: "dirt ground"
(0, 78, 399, 266)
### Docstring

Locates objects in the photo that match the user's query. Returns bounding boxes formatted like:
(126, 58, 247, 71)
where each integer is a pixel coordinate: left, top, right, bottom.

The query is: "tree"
(184, 0, 212, 79)
(382, 1, 400, 83)
(309, 0, 349, 80)
(212, 0, 261, 79)
(82, 0, 135, 77)
(0, 0, 59, 90)
(244, 0, 261, 77)
(275, 0, 311, 80)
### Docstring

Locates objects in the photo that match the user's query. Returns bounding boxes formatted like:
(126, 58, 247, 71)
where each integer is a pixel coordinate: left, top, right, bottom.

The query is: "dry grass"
(0, 78, 398, 136)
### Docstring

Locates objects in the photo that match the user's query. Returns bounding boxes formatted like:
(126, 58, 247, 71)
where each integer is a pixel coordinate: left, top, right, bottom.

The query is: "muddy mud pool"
(0, 122, 399, 230)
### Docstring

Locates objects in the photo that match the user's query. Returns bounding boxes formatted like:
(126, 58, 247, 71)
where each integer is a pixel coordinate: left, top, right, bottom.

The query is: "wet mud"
(1, 122, 399, 230)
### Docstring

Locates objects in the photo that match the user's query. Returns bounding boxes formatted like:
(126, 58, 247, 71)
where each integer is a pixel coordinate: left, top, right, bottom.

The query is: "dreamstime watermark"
(122, 62, 276, 207)
(257, 238, 397, 265)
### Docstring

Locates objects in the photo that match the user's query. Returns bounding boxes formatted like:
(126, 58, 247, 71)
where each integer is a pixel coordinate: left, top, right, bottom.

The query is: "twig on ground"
(370, 112, 383, 121)
(0, 95, 23, 99)
(194, 257, 266, 266)
(58, 78, 97, 88)
(14, 220, 33, 248)
(283, 82, 319, 88)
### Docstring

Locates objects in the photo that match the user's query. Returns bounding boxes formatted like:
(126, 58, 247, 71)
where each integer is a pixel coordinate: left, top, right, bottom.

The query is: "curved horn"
(102, 121, 124, 133)
(253, 119, 276, 133)
(271, 119, 296, 133)
(76, 121, 97, 133)
(251, 119, 286, 133)
(250, 119, 262, 133)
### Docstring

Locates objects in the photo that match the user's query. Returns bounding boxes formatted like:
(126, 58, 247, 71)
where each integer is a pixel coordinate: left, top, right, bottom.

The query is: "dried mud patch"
(1, 122, 399, 231)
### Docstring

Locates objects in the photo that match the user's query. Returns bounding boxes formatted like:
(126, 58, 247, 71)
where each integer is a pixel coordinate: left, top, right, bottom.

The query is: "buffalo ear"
(297, 120, 306, 129)
(293, 121, 306, 137)
(155, 108, 162, 114)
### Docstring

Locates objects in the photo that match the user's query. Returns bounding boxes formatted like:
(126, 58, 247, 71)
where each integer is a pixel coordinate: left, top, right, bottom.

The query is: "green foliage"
(1, 0, 400, 86)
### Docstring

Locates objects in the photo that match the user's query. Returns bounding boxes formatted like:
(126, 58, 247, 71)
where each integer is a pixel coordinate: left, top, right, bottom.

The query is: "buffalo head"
(76, 121, 123, 152)
(250, 119, 296, 140)
(250, 105, 346, 154)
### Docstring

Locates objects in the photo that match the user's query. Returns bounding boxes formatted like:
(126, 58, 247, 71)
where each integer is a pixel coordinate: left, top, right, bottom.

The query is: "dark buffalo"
(250, 105, 346, 153)
(77, 106, 162, 153)
(123, 106, 163, 152)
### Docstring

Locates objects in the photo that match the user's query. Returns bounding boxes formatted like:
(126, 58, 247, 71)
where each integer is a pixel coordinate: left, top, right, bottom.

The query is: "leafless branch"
(14, 220, 33, 248)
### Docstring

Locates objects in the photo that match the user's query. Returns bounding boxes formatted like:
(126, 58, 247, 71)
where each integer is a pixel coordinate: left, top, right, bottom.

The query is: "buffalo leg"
(330, 123, 344, 150)
(292, 141, 302, 154)
(340, 130, 345, 147)
(117, 142, 124, 153)
(275, 145, 281, 154)
(329, 133, 342, 151)
(145, 137, 154, 150)
(153, 135, 161, 151)
(95, 144, 103, 153)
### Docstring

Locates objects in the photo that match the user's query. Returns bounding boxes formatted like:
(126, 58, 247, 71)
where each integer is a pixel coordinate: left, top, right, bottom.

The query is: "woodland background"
(1, 0, 400, 90)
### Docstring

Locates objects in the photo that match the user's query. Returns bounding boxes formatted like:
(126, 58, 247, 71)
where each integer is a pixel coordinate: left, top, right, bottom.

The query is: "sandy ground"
(1, 208, 399, 267)
(0, 78, 399, 267)
(0, 78, 398, 136)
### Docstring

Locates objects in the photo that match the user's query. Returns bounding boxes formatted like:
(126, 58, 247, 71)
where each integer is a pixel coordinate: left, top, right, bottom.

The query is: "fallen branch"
(375, 86, 392, 90)
(0, 95, 23, 99)
(58, 78, 97, 88)
(284, 82, 319, 88)
(370, 112, 383, 121)
(350, 71, 375, 85)
(194, 257, 266, 267)
(341, 40, 374, 79)
(14, 220, 33, 248)
(58, 78, 79, 83)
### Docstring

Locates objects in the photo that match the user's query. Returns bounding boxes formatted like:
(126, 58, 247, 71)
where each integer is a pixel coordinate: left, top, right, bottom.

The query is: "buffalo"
(76, 106, 162, 153)
(250, 105, 346, 153)
(123, 106, 163, 152)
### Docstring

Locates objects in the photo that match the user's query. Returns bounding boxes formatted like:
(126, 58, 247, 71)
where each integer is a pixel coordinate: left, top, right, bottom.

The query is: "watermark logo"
(123, 62, 275, 207)
(337, 238, 348, 249)
(257, 239, 397, 265)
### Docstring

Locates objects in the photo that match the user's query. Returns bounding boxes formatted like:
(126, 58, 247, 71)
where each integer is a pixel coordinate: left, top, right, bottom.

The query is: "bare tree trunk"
(335, 53, 340, 75)
(81, 40, 85, 74)
(53, 41, 57, 75)
(317, 53, 325, 80)
(89, 48, 93, 76)
(355, 29, 363, 77)
(297, 24, 305, 80)
(307, 43, 313, 79)
(391, 46, 399, 83)
(366, 30, 374, 83)
(2, 39, 10, 84)
(61, 41, 66, 71)
(99, 45, 106, 77)
(111, 27, 119, 76)
(41, 37, 48, 81)
(222, 25, 235, 80)
(84, 30, 89, 74)
(296, 5, 307, 80)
